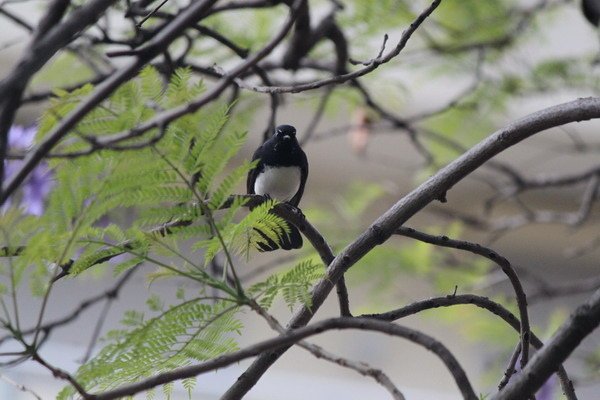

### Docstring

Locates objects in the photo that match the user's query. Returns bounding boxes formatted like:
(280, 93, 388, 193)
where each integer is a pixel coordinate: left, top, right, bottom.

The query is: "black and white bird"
(247, 125, 308, 251)
(582, 0, 600, 27)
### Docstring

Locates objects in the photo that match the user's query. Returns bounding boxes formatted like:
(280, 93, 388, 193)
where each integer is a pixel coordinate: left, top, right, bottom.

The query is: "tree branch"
(359, 293, 577, 400)
(0, 265, 139, 346)
(395, 226, 531, 369)
(248, 300, 404, 399)
(0, 373, 42, 400)
(0, 0, 118, 193)
(492, 289, 600, 400)
(0, 0, 303, 206)
(234, 0, 442, 94)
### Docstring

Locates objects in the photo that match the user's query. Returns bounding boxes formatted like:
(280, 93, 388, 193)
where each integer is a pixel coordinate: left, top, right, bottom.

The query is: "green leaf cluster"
(57, 300, 242, 399)
(1, 64, 336, 399)
(2, 66, 290, 287)
(249, 259, 325, 311)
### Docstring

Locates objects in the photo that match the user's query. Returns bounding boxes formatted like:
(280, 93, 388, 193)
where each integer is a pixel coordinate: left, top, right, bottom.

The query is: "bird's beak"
(283, 135, 290, 140)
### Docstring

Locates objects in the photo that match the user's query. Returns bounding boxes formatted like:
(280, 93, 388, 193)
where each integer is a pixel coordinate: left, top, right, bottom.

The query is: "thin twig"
(0, 266, 139, 346)
(136, 0, 169, 27)
(498, 342, 521, 390)
(31, 352, 91, 399)
(248, 300, 406, 400)
(0, 373, 43, 400)
(395, 226, 531, 369)
(359, 293, 577, 400)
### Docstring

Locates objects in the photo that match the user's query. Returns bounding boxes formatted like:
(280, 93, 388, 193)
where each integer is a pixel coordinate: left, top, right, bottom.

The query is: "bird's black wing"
(246, 145, 264, 195)
(289, 149, 308, 207)
(583, 0, 600, 26)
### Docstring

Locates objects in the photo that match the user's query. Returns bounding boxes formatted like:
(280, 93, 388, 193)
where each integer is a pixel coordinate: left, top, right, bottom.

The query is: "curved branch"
(359, 293, 577, 400)
(271, 202, 351, 316)
(394, 226, 531, 369)
(249, 300, 402, 399)
(90, 318, 478, 400)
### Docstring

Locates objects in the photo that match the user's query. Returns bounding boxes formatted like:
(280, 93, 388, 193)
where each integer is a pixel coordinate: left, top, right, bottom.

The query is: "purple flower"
(8, 125, 37, 149)
(512, 354, 557, 400)
(536, 374, 557, 400)
(3, 125, 53, 216)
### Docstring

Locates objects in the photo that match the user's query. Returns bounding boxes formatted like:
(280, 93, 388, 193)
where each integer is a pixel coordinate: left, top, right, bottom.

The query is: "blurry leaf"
(335, 182, 385, 221)
(32, 52, 95, 88)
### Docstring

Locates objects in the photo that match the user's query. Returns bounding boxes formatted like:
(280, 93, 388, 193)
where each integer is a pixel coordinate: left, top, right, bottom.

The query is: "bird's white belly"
(254, 166, 301, 202)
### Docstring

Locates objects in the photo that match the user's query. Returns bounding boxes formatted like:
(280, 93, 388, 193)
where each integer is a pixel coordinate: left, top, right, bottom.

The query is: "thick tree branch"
(32, 0, 70, 41)
(492, 289, 600, 400)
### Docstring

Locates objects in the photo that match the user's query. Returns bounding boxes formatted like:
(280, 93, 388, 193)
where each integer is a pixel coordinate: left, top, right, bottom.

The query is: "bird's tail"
(254, 222, 303, 252)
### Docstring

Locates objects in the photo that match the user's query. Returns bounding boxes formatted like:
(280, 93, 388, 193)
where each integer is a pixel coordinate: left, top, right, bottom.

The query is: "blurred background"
(0, 0, 599, 399)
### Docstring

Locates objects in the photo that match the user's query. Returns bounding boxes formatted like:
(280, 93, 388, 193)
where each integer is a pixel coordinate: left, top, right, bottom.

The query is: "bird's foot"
(287, 204, 305, 219)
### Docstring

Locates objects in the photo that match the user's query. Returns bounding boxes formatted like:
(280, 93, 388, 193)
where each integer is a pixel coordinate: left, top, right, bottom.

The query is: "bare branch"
(498, 342, 522, 390)
(0, 0, 119, 193)
(395, 226, 531, 368)
(0, 266, 139, 346)
(492, 289, 600, 400)
(299, 341, 406, 400)
(0, 0, 220, 204)
(359, 293, 577, 400)
(0, 6, 33, 32)
(31, 352, 91, 399)
(0, 373, 43, 400)
(249, 300, 405, 400)
(231, 0, 443, 94)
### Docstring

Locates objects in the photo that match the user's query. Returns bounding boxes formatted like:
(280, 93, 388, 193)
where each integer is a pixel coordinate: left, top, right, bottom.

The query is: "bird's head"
(274, 125, 296, 142)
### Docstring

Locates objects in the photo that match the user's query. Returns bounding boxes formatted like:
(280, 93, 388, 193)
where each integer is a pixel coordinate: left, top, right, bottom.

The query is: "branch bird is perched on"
(247, 125, 308, 251)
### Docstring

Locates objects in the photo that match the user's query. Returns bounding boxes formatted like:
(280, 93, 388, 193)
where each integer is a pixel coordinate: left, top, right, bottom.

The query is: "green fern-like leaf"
(13, 64, 264, 398)
(249, 260, 324, 311)
(182, 377, 196, 400)
(280, 260, 324, 310)
(208, 161, 255, 210)
(61, 300, 241, 396)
